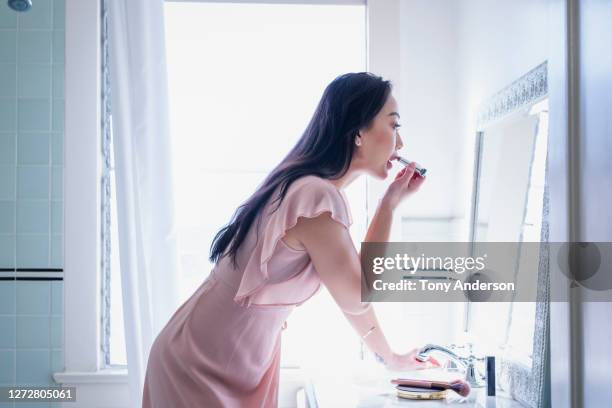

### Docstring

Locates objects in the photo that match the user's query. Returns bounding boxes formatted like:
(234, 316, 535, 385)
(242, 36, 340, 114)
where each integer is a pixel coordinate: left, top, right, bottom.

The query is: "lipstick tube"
(396, 156, 427, 177)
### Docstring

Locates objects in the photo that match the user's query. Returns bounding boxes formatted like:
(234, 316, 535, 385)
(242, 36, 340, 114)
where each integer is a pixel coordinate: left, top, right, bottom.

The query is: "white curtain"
(107, 1, 180, 407)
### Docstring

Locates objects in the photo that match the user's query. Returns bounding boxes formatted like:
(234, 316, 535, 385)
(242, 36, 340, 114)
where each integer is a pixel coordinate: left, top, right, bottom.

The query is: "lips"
(387, 153, 399, 167)
(387, 154, 398, 169)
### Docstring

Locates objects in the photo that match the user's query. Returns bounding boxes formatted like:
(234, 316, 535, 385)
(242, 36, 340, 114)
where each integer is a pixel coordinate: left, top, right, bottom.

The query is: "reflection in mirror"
(470, 100, 549, 363)
(467, 62, 549, 408)
(505, 101, 548, 366)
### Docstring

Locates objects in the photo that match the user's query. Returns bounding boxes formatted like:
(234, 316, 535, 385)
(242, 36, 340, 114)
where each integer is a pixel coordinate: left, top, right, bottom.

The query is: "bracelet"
(361, 325, 376, 339)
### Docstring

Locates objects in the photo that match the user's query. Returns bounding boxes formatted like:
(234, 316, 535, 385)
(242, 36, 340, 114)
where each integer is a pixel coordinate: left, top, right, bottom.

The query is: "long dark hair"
(209, 72, 392, 267)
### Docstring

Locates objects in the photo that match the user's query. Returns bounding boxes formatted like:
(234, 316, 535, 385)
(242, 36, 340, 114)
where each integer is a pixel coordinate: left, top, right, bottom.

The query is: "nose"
(395, 133, 404, 151)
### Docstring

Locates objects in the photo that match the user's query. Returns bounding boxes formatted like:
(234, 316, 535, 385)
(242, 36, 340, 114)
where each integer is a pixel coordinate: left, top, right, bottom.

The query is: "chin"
(370, 166, 389, 180)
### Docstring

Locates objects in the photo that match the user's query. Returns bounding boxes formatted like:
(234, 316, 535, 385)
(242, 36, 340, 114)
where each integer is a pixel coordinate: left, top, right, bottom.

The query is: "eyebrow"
(388, 112, 401, 119)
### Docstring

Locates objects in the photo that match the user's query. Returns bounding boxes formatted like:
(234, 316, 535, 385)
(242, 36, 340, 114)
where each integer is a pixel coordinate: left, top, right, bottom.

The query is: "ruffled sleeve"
(233, 176, 352, 307)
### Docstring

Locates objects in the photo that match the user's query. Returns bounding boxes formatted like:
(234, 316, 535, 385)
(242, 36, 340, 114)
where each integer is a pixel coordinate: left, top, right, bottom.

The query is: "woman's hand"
(382, 162, 426, 211)
(383, 348, 441, 371)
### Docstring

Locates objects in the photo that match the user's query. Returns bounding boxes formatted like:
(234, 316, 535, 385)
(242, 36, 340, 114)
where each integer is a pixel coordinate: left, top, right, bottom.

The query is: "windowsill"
(53, 366, 303, 385)
(53, 368, 129, 384)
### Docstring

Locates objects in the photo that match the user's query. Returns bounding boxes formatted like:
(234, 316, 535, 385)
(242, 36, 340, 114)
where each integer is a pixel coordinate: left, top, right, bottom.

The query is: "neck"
(327, 166, 363, 190)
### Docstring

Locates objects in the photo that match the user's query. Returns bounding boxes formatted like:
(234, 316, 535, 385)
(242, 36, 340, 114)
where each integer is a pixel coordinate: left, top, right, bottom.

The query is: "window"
(108, 137, 127, 366)
(102, 0, 127, 365)
(107, 1, 366, 367)
(165, 0, 366, 368)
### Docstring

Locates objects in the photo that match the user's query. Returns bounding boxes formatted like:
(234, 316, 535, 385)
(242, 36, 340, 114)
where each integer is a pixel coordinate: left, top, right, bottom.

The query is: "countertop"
(303, 364, 524, 408)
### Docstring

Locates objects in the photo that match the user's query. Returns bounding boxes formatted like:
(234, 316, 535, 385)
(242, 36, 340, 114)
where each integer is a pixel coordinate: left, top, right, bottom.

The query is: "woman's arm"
(346, 196, 396, 363)
(291, 164, 427, 368)
(360, 162, 419, 253)
(364, 195, 395, 243)
(353, 163, 426, 359)
(290, 204, 396, 363)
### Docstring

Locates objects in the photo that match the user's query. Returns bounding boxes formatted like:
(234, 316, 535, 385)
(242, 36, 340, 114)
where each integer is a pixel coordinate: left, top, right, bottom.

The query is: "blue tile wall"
(0, 1, 65, 403)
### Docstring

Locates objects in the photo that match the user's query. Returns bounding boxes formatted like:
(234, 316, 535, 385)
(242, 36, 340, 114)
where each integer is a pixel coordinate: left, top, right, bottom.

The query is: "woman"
(142, 72, 435, 408)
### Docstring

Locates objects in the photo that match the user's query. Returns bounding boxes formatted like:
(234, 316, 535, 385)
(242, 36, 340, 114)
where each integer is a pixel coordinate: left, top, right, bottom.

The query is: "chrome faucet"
(416, 343, 486, 388)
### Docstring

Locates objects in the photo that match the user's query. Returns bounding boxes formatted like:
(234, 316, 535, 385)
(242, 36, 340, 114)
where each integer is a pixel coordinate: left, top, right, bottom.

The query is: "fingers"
(405, 164, 427, 187)
(394, 167, 406, 181)
(388, 349, 439, 371)
(428, 356, 441, 367)
(415, 358, 439, 370)
(394, 162, 414, 181)
(401, 162, 417, 185)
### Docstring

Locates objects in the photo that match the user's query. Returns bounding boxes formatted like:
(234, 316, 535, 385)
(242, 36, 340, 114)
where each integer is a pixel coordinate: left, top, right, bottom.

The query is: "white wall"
(572, 1, 612, 406)
(397, 0, 462, 222)
(392, 0, 550, 349)
(395, 0, 550, 234)
(370, 0, 464, 352)
(455, 0, 550, 232)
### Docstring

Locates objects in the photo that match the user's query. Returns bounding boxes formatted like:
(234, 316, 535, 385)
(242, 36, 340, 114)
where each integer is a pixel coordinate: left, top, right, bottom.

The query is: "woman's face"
(355, 94, 404, 179)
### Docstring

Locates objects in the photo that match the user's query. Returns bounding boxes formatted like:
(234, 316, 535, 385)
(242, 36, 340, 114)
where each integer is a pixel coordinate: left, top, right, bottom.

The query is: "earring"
(355, 137, 362, 146)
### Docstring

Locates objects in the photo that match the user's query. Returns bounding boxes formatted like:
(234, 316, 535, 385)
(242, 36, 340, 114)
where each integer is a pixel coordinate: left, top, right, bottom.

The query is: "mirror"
(467, 62, 549, 407)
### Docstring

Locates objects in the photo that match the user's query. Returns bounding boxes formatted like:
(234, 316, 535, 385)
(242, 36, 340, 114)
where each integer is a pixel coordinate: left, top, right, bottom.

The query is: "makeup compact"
(395, 385, 448, 400)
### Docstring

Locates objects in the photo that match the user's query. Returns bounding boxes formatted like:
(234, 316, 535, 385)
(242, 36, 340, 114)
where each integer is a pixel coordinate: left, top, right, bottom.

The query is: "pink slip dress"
(142, 175, 353, 408)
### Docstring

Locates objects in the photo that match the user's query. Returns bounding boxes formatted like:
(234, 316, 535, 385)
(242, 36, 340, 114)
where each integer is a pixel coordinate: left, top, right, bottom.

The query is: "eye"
(393, 123, 402, 130)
